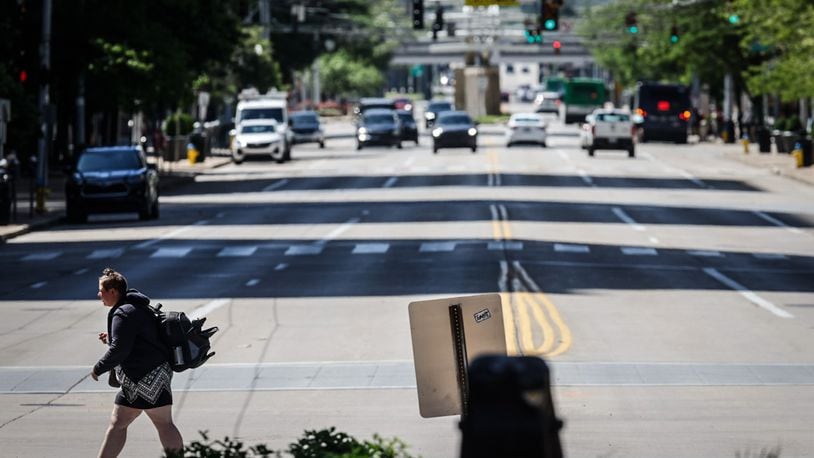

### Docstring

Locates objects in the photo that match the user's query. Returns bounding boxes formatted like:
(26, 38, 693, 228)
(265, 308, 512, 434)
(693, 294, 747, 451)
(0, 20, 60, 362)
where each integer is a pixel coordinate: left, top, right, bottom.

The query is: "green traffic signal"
(670, 35, 679, 43)
(728, 14, 740, 24)
(544, 19, 557, 31)
(628, 25, 638, 34)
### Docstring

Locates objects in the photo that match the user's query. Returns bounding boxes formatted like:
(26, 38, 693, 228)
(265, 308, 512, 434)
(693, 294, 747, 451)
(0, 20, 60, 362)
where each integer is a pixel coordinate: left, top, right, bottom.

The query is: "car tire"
(150, 199, 160, 219)
(433, 144, 439, 154)
(588, 147, 595, 157)
(471, 145, 477, 153)
(628, 147, 636, 158)
(319, 141, 325, 149)
(66, 203, 87, 223)
(541, 142, 547, 148)
(356, 143, 362, 151)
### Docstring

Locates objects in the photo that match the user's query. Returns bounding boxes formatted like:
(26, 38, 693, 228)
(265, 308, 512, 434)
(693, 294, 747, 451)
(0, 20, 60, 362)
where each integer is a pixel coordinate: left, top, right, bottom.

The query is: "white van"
(233, 88, 293, 162)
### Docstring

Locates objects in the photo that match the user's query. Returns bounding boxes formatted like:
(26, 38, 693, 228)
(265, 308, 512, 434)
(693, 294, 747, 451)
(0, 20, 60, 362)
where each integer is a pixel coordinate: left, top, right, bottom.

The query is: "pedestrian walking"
(91, 268, 183, 457)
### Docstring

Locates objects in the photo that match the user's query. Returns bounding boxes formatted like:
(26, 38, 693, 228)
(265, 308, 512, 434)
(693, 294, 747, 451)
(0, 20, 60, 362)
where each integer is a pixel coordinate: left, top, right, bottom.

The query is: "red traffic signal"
(19, 70, 28, 83)
(552, 40, 561, 54)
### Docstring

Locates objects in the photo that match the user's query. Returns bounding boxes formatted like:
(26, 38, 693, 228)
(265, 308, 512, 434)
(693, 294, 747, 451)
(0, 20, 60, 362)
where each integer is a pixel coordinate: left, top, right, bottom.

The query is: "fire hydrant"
(741, 135, 750, 154)
(792, 143, 804, 168)
(187, 143, 199, 165)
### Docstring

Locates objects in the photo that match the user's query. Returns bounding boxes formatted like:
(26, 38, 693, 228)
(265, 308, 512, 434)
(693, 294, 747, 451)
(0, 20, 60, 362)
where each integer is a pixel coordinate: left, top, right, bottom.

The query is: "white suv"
(231, 119, 284, 164)
(580, 108, 636, 158)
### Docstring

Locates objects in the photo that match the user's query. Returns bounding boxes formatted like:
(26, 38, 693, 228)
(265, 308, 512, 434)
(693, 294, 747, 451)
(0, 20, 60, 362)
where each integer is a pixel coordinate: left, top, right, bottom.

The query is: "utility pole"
(36, 0, 52, 213)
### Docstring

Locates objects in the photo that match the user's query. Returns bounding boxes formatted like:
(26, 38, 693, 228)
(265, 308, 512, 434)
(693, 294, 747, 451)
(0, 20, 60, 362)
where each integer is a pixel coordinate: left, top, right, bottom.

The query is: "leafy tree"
(319, 50, 385, 98)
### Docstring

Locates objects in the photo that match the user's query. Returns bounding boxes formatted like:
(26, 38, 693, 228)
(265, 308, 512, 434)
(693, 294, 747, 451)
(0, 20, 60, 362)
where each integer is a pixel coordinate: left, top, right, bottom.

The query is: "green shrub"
(164, 112, 194, 136)
(163, 428, 419, 458)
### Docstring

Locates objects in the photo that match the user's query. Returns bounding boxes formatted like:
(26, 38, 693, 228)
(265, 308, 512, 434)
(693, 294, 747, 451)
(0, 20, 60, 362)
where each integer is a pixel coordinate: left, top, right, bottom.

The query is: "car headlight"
(426, 112, 436, 119)
(358, 127, 368, 135)
(393, 129, 400, 135)
(468, 128, 478, 136)
(432, 128, 443, 137)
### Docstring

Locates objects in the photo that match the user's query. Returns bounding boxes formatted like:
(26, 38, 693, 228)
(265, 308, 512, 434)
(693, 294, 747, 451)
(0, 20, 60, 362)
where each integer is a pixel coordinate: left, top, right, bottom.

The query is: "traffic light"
(412, 0, 424, 30)
(19, 69, 28, 83)
(728, 13, 740, 24)
(552, 40, 561, 55)
(541, 0, 560, 32)
(670, 24, 679, 43)
(524, 27, 542, 44)
(625, 11, 638, 34)
(433, 5, 444, 32)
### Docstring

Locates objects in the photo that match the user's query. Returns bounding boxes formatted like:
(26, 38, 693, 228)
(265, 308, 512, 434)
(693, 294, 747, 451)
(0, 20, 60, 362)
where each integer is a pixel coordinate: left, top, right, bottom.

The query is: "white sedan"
(506, 113, 547, 147)
(231, 119, 285, 164)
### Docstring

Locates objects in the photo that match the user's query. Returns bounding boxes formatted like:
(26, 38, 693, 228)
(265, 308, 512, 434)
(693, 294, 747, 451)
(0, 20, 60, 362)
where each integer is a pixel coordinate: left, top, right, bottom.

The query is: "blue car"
(65, 146, 159, 222)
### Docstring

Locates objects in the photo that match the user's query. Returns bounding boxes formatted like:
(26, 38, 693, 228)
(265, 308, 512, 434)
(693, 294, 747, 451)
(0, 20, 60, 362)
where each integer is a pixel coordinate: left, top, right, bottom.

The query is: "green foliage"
(319, 51, 385, 98)
(163, 112, 194, 136)
(163, 428, 418, 458)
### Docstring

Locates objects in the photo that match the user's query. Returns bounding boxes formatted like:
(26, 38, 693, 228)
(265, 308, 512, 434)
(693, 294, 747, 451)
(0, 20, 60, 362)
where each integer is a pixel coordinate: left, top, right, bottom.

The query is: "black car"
(356, 109, 402, 150)
(354, 97, 396, 118)
(65, 146, 159, 222)
(289, 110, 325, 148)
(432, 111, 478, 153)
(397, 110, 419, 145)
(424, 100, 454, 128)
(0, 157, 11, 224)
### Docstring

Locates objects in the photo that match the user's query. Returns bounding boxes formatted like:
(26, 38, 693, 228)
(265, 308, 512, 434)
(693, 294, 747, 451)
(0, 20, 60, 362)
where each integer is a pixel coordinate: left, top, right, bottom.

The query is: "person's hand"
(98, 332, 108, 344)
(90, 370, 99, 381)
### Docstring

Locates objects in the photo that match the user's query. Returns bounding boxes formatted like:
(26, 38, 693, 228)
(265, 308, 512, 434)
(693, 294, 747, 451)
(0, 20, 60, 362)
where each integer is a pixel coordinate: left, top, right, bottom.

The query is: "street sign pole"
(35, 0, 52, 214)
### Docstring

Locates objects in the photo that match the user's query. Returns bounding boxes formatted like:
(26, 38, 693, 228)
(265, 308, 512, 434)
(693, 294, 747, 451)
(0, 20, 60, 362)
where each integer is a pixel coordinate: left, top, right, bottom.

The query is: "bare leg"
(98, 404, 142, 458)
(145, 404, 183, 454)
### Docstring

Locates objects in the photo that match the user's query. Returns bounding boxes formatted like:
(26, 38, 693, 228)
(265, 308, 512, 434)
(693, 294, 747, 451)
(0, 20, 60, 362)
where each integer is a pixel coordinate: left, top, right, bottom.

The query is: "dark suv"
(65, 146, 159, 222)
(356, 109, 402, 150)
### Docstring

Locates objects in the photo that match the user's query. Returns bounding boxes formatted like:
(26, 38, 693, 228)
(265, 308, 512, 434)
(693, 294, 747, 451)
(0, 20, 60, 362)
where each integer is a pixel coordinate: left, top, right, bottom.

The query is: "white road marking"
(285, 245, 323, 256)
(87, 249, 124, 259)
(30, 282, 47, 289)
(74, 268, 88, 275)
(217, 246, 257, 257)
(703, 268, 794, 318)
(612, 207, 646, 231)
(135, 220, 209, 249)
(488, 241, 523, 251)
(753, 211, 803, 234)
(22, 252, 61, 261)
(621, 247, 659, 256)
(420, 242, 457, 252)
(352, 243, 390, 254)
(648, 236, 660, 244)
(577, 169, 595, 186)
(189, 298, 232, 320)
(557, 149, 570, 161)
(679, 170, 707, 188)
(317, 218, 360, 245)
(383, 177, 398, 188)
(688, 250, 723, 257)
(151, 247, 193, 258)
(753, 253, 788, 260)
(262, 179, 289, 192)
(274, 263, 289, 271)
(401, 156, 416, 168)
(245, 279, 260, 287)
(554, 243, 590, 253)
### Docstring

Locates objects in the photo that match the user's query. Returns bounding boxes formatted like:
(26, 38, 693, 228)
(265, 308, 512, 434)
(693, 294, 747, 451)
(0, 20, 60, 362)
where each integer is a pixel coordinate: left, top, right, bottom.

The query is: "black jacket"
(93, 289, 168, 381)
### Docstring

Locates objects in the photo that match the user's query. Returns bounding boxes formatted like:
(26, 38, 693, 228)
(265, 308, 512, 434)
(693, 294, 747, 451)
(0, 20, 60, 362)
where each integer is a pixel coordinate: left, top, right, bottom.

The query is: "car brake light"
(657, 100, 670, 111)
(679, 110, 691, 121)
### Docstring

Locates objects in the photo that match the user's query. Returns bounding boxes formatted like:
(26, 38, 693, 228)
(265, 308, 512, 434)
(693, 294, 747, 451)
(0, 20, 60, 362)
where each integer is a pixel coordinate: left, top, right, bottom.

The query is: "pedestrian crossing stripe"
(352, 243, 390, 254)
(217, 246, 258, 257)
(151, 247, 193, 258)
(87, 248, 124, 259)
(621, 247, 659, 256)
(22, 252, 61, 261)
(285, 245, 324, 256)
(554, 243, 590, 253)
(419, 242, 457, 252)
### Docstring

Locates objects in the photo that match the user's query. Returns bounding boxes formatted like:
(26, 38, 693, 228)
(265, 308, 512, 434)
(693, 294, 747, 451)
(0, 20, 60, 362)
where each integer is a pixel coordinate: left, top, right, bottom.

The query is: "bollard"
(741, 137, 750, 154)
(792, 146, 803, 168)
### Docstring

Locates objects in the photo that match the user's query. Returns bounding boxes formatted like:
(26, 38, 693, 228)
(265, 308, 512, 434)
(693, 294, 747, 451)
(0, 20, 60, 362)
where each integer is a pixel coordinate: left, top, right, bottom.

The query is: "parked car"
(290, 110, 325, 148)
(397, 110, 419, 145)
(506, 113, 547, 147)
(356, 109, 402, 150)
(534, 91, 561, 115)
(424, 100, 454, 128)
(231, 119, 285, 164)
(65, 146, 159, 223)
(432, 111, 478, 153)
(580, 108, 636, 157)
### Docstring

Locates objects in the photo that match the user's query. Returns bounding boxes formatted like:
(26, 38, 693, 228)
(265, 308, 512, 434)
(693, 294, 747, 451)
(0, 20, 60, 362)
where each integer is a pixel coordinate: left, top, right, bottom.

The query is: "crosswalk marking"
(352, 243, 390, 254)
(688, 250, 723, 257)
(151, 247, 192, 258)
(22, 252, 61, 261)
(753, 253, 787, 260)
(87, 248, 124, 259)
(554, 243, 590, 253)
(621, 247, 658, 256)
(285, 245, 323, 256)
(488, 241, 523, 251)
(217, 246, 257, 257)
(420, 242, 457, 252)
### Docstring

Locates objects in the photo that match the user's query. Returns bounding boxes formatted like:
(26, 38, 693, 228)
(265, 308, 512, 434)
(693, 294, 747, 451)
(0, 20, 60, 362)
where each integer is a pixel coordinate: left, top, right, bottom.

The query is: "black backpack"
(151, 303, 218, 372)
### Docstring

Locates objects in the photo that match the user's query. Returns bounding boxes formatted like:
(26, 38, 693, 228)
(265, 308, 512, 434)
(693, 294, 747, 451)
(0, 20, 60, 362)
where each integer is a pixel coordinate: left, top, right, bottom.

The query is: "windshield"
(241, 124, 276, 134)
(364, 114, 395, 125)
(77, 150, 142, 172)
(292, 114, 318, 125)
(439, 115, 471, 125)
(398, 114, 414, 123)
(429, 102, 452, 112)
(241, 107, 284, 123)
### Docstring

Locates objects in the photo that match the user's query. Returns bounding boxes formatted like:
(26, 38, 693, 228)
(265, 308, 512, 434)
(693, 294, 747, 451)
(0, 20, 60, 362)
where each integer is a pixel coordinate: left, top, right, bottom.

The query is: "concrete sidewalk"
(714, 140, 814, 187)
(0, 155, 231, 243)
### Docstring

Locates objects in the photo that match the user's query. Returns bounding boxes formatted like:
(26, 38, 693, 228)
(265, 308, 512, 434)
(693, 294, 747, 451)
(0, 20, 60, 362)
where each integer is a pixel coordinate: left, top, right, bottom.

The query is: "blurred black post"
(460, 355, 563, 458)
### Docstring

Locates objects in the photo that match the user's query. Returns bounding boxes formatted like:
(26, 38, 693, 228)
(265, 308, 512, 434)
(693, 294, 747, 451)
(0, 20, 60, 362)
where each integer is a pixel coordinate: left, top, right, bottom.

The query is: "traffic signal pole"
(35, 0, 52, 214)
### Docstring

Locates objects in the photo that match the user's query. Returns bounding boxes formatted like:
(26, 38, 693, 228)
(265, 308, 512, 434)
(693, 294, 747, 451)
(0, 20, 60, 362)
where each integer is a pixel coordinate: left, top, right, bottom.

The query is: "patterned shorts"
(114, 362, 173, 409)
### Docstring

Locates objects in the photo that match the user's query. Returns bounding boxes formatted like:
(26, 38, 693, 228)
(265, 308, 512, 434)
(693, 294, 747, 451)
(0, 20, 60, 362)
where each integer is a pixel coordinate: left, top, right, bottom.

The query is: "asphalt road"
(1, 113, 813, 457)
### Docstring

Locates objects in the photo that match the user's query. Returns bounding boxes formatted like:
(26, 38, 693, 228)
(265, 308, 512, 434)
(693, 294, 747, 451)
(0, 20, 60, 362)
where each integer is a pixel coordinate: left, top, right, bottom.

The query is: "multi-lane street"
(1, 114, 813, 457)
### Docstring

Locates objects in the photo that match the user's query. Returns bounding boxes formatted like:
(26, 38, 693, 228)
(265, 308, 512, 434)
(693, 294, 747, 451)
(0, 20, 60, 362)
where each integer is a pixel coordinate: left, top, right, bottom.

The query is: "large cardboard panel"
(409, 293, 507, 418)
